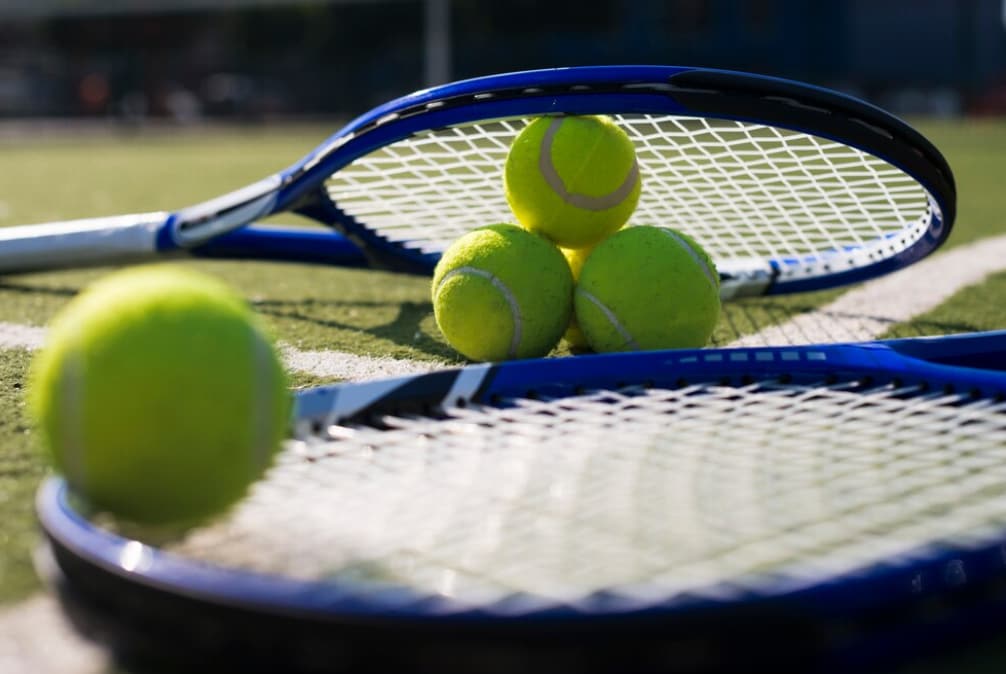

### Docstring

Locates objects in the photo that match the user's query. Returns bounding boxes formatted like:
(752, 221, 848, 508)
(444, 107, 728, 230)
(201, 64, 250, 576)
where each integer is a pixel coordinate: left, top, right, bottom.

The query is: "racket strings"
(161, 376, 1006, 606)
(325, 115, 932, 268)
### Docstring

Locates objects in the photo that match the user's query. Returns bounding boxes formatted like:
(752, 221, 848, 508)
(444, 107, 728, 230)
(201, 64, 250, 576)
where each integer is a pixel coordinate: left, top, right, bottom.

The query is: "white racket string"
(151, 376, 1006, 608)
(326, 115, 933, 266)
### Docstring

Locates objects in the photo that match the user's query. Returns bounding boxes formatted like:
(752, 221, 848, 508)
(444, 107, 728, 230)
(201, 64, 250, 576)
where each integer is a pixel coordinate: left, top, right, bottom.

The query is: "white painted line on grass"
(0, 595, 107, 674)
(280, 345, 448, 381)
(4, 235, 1006, 367)
(5, 236, 1006, 372)
(729, 234, 1006, 346)
(0, 325, 448, 382)
(0, 323, 44, 350)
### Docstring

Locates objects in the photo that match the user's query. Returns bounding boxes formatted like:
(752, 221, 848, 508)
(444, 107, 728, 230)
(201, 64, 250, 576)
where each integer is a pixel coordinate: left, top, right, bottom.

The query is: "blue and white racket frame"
(2, 65, 956, 301)
(36, 331, 1006, 673)
(196, 65, 956, 296)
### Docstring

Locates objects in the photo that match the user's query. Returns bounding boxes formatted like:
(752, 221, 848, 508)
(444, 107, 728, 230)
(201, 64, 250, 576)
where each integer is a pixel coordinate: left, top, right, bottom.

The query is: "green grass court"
(2, 119, 1006, 671)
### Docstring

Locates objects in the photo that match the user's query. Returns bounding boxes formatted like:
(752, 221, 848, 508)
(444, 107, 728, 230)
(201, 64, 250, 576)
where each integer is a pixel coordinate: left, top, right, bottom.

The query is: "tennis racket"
(37, 330, 1006, 673)
(2, 65, 955, 300)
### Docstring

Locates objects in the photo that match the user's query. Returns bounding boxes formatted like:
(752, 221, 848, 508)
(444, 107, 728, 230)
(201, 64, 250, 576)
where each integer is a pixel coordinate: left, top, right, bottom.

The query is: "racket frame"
(2, 66, 955, 299)
(34, 331, 1006, 672)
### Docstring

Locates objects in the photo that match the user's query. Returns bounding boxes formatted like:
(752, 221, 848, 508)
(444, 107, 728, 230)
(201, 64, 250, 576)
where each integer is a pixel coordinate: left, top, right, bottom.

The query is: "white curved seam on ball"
(576, 288, 640, 350)
(539, 118, 640, 212)
(438, 266, 522, 359)
(659, 228, 718, 287)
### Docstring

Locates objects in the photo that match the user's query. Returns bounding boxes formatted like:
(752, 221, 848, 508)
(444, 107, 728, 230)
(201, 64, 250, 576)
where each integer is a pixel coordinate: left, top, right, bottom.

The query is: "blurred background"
(0, 0, 1004, 124)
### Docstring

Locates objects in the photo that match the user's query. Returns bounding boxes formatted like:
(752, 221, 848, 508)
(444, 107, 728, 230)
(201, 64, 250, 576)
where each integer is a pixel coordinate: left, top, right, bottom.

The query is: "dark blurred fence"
(0, 0, 1003, 120)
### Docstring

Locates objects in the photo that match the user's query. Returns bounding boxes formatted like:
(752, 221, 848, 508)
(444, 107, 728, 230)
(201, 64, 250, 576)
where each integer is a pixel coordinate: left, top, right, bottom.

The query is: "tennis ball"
(575, 226, 720, 352)
(561, 245, 593, 350)
(29, 265, 290, 525)
(504, 115, 641, 249)
(432, 224, 573, 361)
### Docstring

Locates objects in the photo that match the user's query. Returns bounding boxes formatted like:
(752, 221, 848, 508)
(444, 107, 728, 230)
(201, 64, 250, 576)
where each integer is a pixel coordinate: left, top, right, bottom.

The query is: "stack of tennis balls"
(507, 114, 720, 353)
(432, 113, 720, 360)
(29, 265, 290, 526)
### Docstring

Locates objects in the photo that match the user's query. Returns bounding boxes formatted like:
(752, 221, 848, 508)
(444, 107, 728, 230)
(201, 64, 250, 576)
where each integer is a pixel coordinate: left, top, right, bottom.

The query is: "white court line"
(0, 326, 446, 382)
(729, 233, 1006, 346)
(0, 595, 107, 674)
(0, 323, 45, 350)
(6, 236, 1006, 363)
(279, 345, 447, 381)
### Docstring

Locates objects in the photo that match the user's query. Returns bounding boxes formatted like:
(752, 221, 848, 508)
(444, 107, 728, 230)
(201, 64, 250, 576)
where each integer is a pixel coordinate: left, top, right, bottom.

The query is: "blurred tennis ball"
(575, 226, 720, 352)
(560, 245, 594, 350)
(432, 224, 573, 361)
(504, 115, 641, 249)
(29, 264, 290, 525)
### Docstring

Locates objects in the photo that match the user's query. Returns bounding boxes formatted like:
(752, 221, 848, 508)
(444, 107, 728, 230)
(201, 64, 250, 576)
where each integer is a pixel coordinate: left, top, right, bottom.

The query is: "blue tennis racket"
(1, 65, 955, 299)
(37, 330, 1006, 673)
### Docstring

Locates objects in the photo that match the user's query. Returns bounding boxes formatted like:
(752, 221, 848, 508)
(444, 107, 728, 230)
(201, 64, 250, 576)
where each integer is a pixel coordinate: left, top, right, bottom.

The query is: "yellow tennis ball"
(575, 226, 721, 352)
(28, 265, 290, 525)
(560, 245, 593, 349)
(504, 115, 641, 249)
(432, 224, 573, 361)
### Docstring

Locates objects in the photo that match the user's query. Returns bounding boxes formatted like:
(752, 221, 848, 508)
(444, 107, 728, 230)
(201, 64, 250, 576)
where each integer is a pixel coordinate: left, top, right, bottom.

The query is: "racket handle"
(0, 213, 169, 273)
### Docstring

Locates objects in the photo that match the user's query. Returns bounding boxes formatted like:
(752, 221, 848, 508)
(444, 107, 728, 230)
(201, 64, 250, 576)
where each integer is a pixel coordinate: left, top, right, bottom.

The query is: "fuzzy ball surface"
(575, 226, 720, 352)
(29, 265, 290, 525)
(432, 224, 573, 361)
(505, 115, 641, 249)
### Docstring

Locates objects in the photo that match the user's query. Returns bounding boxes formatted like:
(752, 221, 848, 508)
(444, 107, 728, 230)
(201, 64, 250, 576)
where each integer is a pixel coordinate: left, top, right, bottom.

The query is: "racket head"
(246, 64, 956, 296)
(0, 65, 955, 295)
(36, 332, 1006, 672)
